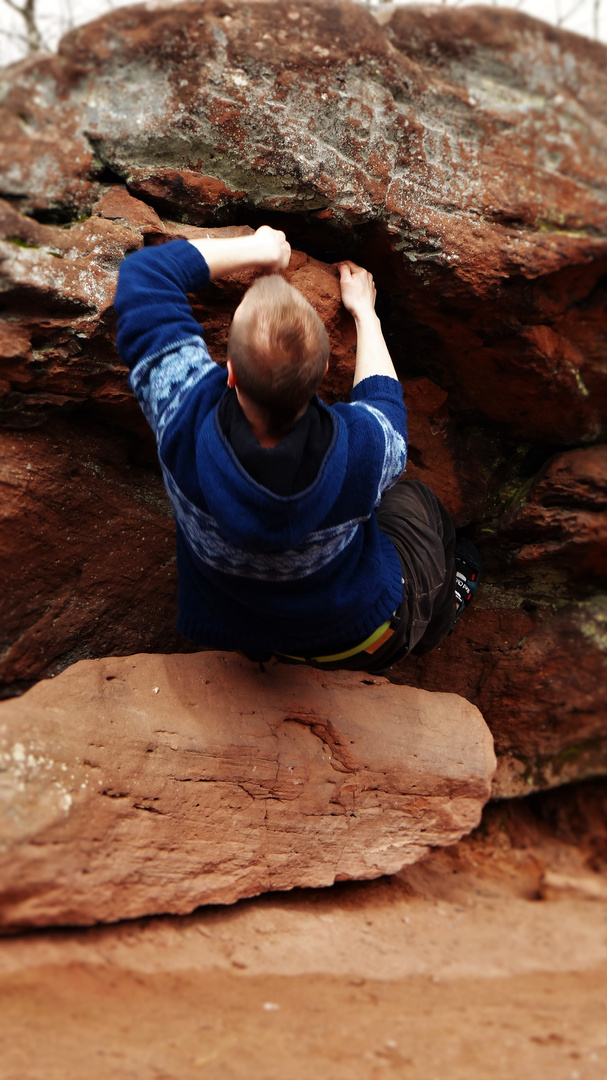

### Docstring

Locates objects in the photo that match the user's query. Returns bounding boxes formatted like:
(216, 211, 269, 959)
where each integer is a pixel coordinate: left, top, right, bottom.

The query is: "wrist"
(352, 307, 380, 329)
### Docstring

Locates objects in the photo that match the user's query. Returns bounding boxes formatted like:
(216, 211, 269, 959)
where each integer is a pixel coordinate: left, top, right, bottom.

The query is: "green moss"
(536, 216, 596, 238)
(501, 473, 535, 514)
(5, 236, 39, 249)
(551, 744, 586, 765)
(517, 736, 607, 793)
(574, 595, 607, 652)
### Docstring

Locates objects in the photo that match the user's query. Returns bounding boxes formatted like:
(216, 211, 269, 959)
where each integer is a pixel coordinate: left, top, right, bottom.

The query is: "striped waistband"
(278, 612, 398, 665)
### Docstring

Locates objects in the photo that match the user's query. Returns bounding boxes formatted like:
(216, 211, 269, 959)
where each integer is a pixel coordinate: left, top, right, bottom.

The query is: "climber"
(114, 225, 481, 673)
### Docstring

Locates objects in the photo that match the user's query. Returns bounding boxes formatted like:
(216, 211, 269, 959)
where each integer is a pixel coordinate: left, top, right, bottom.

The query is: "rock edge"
(0, 652, 495, 930)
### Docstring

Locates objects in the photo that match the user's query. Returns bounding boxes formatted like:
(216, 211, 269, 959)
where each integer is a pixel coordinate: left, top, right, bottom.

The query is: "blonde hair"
(227, 276, 329, 438)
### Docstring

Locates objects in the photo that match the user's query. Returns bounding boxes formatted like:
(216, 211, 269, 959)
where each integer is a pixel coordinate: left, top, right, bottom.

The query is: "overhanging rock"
(0, 652, 495, 930)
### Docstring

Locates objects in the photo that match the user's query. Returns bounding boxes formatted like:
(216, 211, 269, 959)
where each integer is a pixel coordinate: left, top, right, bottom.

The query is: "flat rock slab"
(0, 652, 495, 931)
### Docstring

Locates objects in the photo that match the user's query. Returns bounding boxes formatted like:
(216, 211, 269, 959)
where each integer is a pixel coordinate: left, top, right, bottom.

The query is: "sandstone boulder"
(1, 0, 606, 442)
(0, 1, 605, 792)
(392, 595, 607, 799)
(0, 652, 495, 930)
(0, 197, 356, 693)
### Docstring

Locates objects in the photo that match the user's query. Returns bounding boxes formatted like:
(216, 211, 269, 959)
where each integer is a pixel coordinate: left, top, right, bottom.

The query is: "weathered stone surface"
(401, 376, 489, 526)
(0, 1, 605, 789)
(0, 651, 495, 930)
(391, 593, 607, 798)
(389, 437, 607, 795)
(1, 0, 606, 442)
(498, 446, 607, 582)
(0, 195, 357, 692)
(0, 191, 355, 427)
(0, 421, 188, 692)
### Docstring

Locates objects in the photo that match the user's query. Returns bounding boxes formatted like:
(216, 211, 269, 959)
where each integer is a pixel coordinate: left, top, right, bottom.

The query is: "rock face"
(2, 0, 606, 442)
(394, 595, 607, 799)
(0, 196, 354, 693)
(0, 0, 605, 789)
(0, 652, 495, 930)
(392, 443, 607, 797)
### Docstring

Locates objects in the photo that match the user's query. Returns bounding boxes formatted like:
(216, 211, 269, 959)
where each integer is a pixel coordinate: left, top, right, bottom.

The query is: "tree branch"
(1, 0, 25, 14)
(0, 0, 44, 51)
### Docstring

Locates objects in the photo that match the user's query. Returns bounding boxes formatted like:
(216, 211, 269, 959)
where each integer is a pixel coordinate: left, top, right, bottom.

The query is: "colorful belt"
(279, 612, 398, 665)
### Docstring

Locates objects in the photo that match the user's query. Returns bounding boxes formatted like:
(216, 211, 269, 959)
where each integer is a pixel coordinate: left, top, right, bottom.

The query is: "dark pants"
(298, 479, 457, 674)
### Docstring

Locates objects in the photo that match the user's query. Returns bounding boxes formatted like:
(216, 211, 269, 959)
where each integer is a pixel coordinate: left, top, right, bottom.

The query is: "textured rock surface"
(0, 651, 495, 930)
(0, 195, 354, 432)
(392, 442, 607, 796)
(2, 0, 606, 441)
(393, 596, 607, 799)
(0, 783, 606, 1080)
(0, 421, 184, 691)
(0, 1, 605, 787)
(498, 445, 607, 583)
(0, 195, 355, 692)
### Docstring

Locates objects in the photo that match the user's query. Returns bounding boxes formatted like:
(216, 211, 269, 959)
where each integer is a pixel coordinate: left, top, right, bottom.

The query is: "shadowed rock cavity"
(0, 0, 605, 789)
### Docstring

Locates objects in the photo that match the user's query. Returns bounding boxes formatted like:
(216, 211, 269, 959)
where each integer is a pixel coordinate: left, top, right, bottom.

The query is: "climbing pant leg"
(371, 478, 457, 666)
(298, 479, 457, 674)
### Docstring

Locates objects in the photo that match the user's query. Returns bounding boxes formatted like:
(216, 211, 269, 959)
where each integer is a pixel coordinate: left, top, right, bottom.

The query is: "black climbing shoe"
(453, 538, 483, 622)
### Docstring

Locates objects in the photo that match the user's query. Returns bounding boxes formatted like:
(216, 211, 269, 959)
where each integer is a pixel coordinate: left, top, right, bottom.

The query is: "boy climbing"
(115, 225, 480, 673)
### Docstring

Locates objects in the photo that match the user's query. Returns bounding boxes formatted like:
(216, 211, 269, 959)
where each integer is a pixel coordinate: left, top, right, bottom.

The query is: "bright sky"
(0, 0, 605, 67)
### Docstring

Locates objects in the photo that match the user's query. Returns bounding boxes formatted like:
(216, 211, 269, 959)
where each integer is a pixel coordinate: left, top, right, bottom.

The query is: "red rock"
(391, 443, 607, 790)
(96, 186, 165, 232)
(499, 446, 607, 581)
(0, 194, 354, 425)
(0, 651, 495, 930)
(0, 196, 357, 691)
(390, 597, 607, 797)
(0, 422, 188, 693)
(0, 5, 605, 793)
(128, 168, 247, 224)
(1, 1, 606, 441)
(401, 377, 488, 526)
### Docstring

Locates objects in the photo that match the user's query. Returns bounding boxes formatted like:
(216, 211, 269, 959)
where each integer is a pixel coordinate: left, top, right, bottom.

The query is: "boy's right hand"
(188, 225, 291, 280)
(253, 225, 292, 272)
(337, 261, 377, 321)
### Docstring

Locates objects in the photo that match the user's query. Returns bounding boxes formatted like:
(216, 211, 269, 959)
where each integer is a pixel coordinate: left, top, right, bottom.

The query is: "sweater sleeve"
(346, 374, 408, 497)
(114, 240, 219, 448)
(115, 239, 211, 369)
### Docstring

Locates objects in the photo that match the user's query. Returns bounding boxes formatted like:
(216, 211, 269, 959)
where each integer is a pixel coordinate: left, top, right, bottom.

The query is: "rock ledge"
(0, 652, 495, 930)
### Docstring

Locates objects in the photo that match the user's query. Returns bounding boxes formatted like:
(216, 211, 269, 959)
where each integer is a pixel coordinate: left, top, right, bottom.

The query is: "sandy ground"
(1, 785, 606, 1080)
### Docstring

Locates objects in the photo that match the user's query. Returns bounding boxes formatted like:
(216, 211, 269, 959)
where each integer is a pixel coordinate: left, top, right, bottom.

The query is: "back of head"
(227, 275, 330, 439)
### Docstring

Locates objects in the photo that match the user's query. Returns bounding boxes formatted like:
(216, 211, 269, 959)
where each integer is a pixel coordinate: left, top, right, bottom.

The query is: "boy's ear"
(226, 358, 237, 389)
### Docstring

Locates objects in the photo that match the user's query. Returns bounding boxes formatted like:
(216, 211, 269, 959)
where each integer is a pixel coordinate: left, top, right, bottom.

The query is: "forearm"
(352, 310, 398, 387)
(188, 227, 290, 280)
(186, 235, 259, 279)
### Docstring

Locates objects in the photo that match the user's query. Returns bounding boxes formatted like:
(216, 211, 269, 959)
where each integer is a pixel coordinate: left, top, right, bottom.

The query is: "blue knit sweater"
(115, 240, 408, 653)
